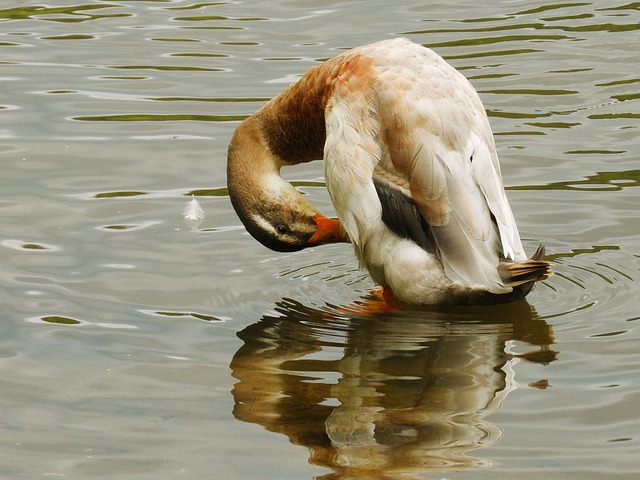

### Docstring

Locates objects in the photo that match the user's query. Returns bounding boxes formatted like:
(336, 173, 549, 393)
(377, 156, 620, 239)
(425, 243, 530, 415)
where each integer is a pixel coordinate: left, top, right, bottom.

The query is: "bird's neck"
(227, 62, 335, 208)
(227, 52, 371, 203)
(231, 51, 373, 170)
(226, 114, 318, 221)
(253, 65, 334, 165)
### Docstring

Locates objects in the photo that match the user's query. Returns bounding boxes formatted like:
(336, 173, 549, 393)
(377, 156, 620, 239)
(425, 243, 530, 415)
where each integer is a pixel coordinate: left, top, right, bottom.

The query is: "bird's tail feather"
(498, 244, 553, 287)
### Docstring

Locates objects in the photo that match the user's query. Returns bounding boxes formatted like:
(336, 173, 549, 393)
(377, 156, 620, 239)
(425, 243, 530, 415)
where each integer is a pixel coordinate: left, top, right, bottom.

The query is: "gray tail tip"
(528, 244, 554, 281)
(499, 244, 553, 287)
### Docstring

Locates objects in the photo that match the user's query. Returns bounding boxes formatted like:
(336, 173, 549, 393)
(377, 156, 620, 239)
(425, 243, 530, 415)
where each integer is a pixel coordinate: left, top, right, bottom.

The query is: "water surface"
(1, 1, 638, 479)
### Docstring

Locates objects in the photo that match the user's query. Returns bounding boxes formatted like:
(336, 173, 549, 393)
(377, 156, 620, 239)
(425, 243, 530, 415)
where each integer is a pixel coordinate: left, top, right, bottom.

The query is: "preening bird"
(227, 38, 552, 305)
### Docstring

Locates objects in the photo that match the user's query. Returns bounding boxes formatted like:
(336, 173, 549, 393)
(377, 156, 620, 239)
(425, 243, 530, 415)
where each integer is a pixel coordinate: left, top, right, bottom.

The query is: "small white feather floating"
(183, 195, 205, 231)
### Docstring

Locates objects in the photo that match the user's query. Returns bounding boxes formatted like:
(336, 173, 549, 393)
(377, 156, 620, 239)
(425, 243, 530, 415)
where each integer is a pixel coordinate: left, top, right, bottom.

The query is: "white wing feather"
(470, 134, 525, 261)
(324, 85, 382, 251)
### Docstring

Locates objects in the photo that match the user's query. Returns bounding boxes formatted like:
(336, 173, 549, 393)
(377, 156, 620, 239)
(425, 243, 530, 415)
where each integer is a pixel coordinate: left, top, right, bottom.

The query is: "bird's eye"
(276, 224, 288, 235)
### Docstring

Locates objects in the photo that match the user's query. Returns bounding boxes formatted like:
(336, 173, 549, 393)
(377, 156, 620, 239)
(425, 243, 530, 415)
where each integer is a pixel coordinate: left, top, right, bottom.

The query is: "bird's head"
(230, 181, 347, 252)
(227, 118, 349, 252)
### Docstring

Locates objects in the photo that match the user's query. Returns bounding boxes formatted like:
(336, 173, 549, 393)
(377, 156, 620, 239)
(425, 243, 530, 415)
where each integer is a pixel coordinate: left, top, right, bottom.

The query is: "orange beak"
(309, 214, 349, 245)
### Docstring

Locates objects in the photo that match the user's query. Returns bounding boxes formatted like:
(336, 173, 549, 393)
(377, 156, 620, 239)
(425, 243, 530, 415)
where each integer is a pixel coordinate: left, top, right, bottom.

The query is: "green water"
(1, 1, 638, 478)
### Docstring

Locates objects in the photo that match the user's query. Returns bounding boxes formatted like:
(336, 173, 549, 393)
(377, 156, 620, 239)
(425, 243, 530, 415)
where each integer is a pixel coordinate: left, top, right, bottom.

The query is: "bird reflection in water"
(230, 297, 556, 479)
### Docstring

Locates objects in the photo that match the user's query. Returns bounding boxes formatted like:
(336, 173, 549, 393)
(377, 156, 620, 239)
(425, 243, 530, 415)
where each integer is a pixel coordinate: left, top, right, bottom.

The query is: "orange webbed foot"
(335, 285, 400, 316)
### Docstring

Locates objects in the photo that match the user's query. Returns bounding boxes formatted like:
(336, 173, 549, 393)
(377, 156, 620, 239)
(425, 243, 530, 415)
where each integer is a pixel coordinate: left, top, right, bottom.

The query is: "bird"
(227, 38, 552, 305)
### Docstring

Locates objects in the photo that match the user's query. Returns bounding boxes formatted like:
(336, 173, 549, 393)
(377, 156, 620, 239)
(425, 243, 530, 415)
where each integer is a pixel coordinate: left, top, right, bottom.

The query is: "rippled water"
(1, 1, 638, 479)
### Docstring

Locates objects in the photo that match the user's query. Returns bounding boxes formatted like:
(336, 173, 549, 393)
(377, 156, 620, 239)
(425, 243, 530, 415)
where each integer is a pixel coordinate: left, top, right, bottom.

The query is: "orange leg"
(335, 285, 401, 316)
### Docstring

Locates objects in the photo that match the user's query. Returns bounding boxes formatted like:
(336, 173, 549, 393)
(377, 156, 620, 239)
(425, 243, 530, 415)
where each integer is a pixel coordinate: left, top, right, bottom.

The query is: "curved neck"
(226, 115, 319, 221)
(229, 51, 371, 174)
(227, 53, 369, 214)
(253, 65, 332, 166)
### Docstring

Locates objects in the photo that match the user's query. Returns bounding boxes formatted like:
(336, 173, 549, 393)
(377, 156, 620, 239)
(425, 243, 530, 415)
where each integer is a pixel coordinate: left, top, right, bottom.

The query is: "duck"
(227, 38, 552, 305)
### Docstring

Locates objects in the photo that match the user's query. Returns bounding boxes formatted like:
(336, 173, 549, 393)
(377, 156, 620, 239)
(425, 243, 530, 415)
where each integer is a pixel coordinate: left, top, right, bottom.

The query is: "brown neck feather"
(227, 52, 369, 211)
(254, 64, 333, 165)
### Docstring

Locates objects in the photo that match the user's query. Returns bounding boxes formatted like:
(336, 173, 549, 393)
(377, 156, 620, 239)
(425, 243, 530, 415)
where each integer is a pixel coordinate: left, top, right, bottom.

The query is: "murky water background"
(1, 1, 638, 479)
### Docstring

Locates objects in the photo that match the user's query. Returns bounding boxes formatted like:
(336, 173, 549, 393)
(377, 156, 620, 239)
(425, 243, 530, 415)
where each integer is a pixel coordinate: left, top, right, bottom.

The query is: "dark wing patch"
(373, 180, 439, 257)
